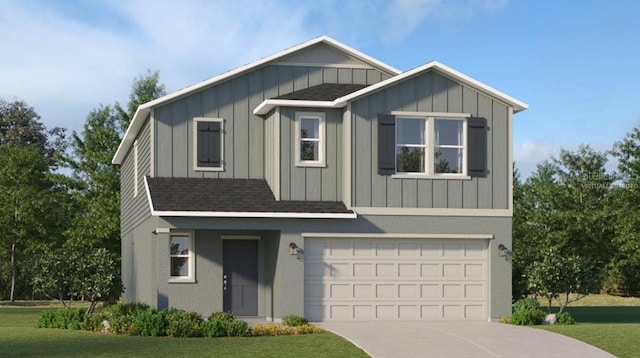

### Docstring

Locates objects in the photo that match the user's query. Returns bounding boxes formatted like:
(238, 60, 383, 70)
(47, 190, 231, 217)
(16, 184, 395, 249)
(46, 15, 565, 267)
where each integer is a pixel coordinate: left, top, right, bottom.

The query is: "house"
(112, 36, 527, 322)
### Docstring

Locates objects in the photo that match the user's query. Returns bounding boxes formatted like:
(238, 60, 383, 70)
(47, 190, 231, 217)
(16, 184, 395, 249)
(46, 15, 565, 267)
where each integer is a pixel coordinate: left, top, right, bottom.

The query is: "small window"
(396, 118, 426, 173)
(169, 234, 195, 282)
(295, 112, 325, 167)
(194, 118, 224, 171)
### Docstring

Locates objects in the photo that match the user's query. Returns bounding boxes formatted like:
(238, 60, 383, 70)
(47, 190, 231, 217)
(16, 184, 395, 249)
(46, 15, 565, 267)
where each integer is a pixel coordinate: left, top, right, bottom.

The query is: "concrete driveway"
(319, 321, 614, 358)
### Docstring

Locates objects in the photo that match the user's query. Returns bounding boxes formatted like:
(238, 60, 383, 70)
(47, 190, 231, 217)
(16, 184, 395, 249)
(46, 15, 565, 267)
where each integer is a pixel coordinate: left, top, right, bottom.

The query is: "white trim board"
(150, 210, 357, 219)
(352, 207, 512, 217)
(301, 233, 494, 240)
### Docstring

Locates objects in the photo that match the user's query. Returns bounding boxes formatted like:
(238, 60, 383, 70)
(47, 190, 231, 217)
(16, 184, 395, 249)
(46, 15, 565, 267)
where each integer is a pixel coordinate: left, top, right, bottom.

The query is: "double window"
(295, 112, 326, 167)
(379, 113, 486, 177)
(194, 117, 224, 171)
(169, 233, 195, 282)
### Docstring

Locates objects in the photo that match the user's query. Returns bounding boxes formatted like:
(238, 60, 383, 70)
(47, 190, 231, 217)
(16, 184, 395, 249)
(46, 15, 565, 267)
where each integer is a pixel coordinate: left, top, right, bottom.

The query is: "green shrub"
(282, 314, 308, 327)
(557, 311, 576, 325)
(82, 312, 108, 332)
(166, 309, 203, 337)
(510, 298, 544, 326)
(132, 308, 168, 336)
(225, 319, 248, 337)
(203, 311, 248, 337)
(37, 308, 85, 330)
(202, 319, 227, 338)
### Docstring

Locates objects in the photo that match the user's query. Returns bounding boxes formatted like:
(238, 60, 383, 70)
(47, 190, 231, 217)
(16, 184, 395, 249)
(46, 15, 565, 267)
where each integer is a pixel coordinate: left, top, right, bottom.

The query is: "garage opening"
(304, 236, 489, 321)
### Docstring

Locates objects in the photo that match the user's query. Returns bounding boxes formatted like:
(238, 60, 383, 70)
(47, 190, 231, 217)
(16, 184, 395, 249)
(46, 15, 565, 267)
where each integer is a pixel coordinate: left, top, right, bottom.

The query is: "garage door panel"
(305, 238, 488, 321)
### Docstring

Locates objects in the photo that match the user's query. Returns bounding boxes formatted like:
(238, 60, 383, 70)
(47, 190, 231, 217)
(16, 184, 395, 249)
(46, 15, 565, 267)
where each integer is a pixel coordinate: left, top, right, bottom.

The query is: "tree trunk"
(10, 239, 16, 302)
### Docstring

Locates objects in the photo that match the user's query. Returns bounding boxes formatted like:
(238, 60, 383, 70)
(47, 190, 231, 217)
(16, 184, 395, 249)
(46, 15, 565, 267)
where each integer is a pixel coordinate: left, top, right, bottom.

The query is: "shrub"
(37, 308, 85, 330)
(82, 312, 109, 332)
(203, 312, 248, 337)
(166, 309, 203, 337)
(225, 319, 248, 337)
(132, 308, 168, 336)
(250, 323, 325, 336)
(510, 298, 544, 326)
(202, 319, 227, 338)
(557, 311, 576, 325)
(282, 314, 308, 327)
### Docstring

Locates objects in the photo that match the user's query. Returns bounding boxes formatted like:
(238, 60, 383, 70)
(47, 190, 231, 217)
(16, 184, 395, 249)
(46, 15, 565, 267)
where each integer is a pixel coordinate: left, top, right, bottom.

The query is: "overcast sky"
(1, 0, 639, 176)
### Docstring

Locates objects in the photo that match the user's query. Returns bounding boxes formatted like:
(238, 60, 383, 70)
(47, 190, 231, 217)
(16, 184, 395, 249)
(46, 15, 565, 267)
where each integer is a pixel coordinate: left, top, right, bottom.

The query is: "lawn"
(0, 305, 369, 358)
(535, 295, 640, 358)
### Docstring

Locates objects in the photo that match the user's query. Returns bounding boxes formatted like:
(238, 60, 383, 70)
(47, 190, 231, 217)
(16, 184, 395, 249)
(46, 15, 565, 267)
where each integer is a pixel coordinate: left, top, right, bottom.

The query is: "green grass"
(0, 307, 369, 358)
(533, 295, 640, 358)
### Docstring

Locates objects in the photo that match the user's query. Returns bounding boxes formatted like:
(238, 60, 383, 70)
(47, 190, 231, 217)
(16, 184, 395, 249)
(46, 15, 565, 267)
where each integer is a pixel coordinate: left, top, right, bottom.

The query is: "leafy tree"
(67, 71, 165, 254)
(32, 248, 74, 308)
(0, 144, 51, 301)
(513, 145, 613, 302)
(606, 128, 640, 295)
(526, 248, 598, 313)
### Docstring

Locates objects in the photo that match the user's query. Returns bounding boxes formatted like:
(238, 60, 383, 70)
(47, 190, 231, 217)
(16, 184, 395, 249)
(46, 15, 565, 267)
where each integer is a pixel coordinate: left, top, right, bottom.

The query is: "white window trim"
(133, 139, 138, 197)
(193, 117, 224, 172)
(295, 112, 326, 167)
(391, 112, 469, 179)
(168, 231, 196, 283)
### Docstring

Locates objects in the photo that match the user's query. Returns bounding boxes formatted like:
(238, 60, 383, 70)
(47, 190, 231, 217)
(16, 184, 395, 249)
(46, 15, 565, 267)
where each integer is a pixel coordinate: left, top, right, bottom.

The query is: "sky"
(1, 0, 639, 177)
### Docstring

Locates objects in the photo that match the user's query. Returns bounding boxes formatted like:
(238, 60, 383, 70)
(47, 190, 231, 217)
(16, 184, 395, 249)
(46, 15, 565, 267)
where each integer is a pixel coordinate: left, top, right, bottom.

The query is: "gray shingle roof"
(275, 83, 368, 101)
(146, 177, 353, 214)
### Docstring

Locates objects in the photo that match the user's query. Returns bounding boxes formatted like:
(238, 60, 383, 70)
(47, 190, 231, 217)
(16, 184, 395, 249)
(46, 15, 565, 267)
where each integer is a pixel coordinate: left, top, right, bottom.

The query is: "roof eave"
(253, 99, 343, 116)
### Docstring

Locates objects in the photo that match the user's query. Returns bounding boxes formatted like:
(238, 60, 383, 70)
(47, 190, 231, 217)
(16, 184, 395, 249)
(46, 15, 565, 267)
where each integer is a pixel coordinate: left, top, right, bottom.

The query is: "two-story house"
(112, 36, 527, 322)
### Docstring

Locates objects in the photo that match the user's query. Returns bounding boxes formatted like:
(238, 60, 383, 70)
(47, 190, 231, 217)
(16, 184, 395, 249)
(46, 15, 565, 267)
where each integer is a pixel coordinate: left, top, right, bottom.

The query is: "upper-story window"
(295, 112, 326, 167)
(194, 117, 224, 171)
(379, 113, 486, 178)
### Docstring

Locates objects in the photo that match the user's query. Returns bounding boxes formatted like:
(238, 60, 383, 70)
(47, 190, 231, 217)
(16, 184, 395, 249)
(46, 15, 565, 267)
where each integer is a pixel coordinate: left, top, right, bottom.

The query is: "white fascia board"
(335, 61, 529, 113)
(150, 210, 357, 219)
(301, 233, 494, 240)
(143, 176, 155, 212)
(353, 207, 512, 217)
(254, 100, 340, 116)
(112, 36, 400, 164)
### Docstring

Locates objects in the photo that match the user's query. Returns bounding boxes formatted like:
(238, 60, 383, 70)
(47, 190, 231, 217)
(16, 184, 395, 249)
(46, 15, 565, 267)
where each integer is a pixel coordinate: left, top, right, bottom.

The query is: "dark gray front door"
(223, 240, 258, 316)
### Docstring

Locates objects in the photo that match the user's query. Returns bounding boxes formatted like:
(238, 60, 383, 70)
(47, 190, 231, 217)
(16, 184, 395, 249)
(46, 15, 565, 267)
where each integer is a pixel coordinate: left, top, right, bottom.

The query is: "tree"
(513, 145, 614, 303)
(0, 144, 51, 301)
(606, 127, 640, 295)
(526, 248, 598, 313)
(33, 247, 121, 313)
(67, 71, 165, 254)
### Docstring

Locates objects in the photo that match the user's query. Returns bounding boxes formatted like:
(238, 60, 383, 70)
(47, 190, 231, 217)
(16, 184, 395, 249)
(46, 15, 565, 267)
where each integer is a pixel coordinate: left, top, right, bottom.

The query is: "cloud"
(514, 139, 557, 178)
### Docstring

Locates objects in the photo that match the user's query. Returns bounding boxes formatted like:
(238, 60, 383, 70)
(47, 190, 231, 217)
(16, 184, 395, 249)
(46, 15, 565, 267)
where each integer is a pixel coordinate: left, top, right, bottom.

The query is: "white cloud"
(514, 139, 557, 178)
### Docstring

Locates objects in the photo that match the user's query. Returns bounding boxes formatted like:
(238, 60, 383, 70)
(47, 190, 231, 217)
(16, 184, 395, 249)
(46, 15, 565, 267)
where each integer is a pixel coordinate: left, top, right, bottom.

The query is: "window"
(295, 112, 326, 167)
(169, 233, 195, 282)
(194, 117, 223, 171)
(379, 113, 486, 177)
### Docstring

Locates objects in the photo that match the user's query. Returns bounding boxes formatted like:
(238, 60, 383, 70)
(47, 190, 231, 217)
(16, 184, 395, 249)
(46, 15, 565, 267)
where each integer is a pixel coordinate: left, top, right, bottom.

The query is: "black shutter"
(467, 117, 487, 177)
(378, 114, 396, 175)
(197, 121, 221, 167)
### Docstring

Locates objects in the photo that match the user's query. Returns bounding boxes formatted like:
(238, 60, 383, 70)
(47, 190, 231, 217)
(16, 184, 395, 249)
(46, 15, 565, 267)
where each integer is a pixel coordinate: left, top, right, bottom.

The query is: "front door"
(223, 239, 258, 316)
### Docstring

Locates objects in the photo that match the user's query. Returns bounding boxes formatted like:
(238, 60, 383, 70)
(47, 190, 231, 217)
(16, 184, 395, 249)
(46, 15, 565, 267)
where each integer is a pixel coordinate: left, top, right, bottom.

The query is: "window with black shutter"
(377, 113, 486, 178)
(194, 118, 223, 170)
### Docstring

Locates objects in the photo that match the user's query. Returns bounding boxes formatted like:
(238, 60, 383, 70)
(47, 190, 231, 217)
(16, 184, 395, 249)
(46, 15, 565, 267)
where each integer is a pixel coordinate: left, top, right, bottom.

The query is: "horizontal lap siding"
(154, 65, 387, 181)
(351, 71, 510, 209)
(121, 117, 152, 235)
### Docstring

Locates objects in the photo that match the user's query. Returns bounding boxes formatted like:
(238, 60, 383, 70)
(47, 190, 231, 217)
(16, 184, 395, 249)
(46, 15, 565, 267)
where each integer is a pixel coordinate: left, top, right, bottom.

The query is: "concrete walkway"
(319, 321, 614, 358)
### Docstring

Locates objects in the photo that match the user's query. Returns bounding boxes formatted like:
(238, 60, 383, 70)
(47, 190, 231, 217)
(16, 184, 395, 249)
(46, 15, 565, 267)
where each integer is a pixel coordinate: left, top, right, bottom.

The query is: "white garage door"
(304, 237, 488, 321)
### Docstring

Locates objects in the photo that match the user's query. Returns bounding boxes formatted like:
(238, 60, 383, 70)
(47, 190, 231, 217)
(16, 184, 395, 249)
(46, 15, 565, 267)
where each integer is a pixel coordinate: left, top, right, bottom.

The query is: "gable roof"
(254, 61, 529, 115)
(112, 36, 401, 164)
(145, 177, 356, 219)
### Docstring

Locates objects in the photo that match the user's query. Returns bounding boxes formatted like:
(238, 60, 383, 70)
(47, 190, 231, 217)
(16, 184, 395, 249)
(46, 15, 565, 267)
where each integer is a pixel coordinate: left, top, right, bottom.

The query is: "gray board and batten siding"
(350, 70, 511, 210)
(152, 64, 390, 180)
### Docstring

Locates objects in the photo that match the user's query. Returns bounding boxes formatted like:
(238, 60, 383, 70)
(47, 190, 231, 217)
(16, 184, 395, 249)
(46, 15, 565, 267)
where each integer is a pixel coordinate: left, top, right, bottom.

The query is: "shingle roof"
(146, 177, 353, 214)
(275, 83, 368, 101)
